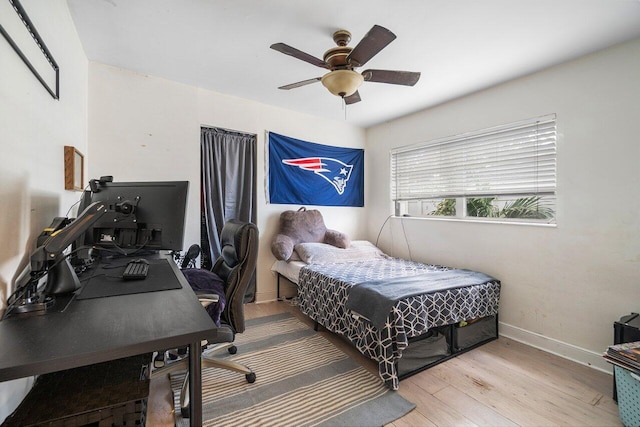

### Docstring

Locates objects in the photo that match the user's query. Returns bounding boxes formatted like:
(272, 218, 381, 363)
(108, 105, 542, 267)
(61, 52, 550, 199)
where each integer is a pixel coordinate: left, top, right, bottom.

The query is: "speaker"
(614, 313, 640, 345)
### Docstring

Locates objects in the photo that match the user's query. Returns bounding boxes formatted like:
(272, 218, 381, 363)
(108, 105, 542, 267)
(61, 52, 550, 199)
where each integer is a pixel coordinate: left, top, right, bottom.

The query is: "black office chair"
(152, 220, 259, 416)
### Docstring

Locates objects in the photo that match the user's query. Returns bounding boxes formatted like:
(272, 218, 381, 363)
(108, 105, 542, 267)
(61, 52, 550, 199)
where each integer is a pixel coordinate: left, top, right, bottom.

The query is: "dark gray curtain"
(201, 127, 257, 300)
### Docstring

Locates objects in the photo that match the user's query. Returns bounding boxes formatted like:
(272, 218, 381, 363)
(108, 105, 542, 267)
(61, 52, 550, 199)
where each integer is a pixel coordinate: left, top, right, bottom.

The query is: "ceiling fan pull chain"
(342, 97, 347, 120)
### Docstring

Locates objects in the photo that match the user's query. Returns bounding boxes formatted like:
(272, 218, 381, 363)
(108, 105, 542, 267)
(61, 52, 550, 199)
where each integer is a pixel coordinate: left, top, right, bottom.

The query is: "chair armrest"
(196, 293, 219, 308)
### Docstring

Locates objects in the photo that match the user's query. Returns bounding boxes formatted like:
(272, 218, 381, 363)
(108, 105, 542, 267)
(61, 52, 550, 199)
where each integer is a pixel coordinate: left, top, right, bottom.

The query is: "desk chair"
(152, 220, 259, 416)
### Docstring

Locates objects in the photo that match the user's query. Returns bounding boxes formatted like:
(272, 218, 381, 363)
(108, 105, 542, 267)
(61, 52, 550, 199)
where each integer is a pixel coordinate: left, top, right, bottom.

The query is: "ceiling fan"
(270, 25, 421, 105)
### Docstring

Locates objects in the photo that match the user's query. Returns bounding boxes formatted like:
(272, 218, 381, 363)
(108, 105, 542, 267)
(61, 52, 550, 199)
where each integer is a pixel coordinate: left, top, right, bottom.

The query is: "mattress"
(271, 260, 305, 284)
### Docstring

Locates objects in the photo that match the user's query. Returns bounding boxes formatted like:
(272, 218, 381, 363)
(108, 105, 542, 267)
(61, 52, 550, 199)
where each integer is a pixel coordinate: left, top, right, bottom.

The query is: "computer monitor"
(3, 180, 189, 318)
(77, 179, 189, 254)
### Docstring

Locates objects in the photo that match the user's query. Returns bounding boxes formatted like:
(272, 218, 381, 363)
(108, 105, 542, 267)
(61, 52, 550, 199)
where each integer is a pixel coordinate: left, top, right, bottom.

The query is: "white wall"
(87, 63, 367, 302)
(0, 0, 88, 420)
(366, 38, 640, 371)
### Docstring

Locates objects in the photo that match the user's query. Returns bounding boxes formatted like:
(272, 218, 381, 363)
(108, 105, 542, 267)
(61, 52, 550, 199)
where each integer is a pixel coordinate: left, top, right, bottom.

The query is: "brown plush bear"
(271, 207, 350, 261)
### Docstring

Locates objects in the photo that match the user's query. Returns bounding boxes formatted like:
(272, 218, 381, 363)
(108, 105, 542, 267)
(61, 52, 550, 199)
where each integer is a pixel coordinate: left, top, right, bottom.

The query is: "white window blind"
(391, 114, 556, 201)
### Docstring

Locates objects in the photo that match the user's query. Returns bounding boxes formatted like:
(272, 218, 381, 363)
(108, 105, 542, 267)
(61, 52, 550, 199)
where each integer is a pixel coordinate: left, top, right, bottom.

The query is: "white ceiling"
(65, 0, 640, 128)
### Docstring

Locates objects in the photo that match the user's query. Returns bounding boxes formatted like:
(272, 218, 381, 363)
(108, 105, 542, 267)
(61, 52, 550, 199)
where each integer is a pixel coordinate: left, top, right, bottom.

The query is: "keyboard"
(123, 260, 149, 280)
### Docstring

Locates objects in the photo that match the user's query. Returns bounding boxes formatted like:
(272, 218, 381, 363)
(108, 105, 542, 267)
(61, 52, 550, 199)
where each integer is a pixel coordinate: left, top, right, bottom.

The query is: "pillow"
(294, 240, 389, 265)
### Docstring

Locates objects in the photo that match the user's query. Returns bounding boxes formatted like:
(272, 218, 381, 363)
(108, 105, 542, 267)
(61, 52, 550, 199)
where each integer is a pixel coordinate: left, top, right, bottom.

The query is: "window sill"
(395, 215, 557, 228)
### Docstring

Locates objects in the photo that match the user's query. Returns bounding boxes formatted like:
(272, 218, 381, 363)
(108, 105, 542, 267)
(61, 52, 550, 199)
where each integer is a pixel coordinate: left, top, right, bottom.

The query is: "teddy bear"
(271, 207, 350, 261)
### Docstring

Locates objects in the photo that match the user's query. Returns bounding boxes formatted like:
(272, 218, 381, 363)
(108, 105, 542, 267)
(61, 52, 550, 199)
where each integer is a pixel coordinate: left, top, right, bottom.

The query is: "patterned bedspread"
(297, 258, 501, 389)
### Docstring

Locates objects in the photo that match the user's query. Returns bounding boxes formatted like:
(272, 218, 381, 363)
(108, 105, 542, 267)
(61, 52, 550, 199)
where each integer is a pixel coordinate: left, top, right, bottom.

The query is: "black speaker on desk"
(614, 313, 640, 344)
(613, 312, 640, 401)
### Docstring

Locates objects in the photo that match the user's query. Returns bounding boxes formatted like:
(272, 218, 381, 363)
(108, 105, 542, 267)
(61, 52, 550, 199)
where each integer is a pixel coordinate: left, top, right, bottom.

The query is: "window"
(391, 114, 556, 223)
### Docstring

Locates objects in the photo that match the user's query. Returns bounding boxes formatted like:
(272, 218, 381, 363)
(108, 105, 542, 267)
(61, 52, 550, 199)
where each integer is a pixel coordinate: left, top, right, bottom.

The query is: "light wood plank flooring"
(147, 301, 622, 426)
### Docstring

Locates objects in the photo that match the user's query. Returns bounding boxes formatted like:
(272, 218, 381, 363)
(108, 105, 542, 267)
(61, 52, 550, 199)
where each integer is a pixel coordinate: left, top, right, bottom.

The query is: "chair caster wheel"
(153, 351, 165, 369)
(246, 372, 256, 383)
(228, 345, 237, 354)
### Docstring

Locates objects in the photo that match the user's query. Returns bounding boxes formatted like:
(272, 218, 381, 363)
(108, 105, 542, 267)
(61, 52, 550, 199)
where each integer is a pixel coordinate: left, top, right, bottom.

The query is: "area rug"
(170, 312, 415, 426)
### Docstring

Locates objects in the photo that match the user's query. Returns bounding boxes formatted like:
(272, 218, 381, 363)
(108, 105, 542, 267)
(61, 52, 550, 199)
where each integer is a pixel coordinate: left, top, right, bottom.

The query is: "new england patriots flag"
(268, 132, 364, 207)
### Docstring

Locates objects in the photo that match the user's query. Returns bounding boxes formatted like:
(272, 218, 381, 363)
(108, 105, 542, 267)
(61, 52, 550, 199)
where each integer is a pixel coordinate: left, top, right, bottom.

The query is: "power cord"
(399, 216, 413, 261)
(374, 214, 413, 260)
(375, 215, 392, 248)
(94, 235, 151, 257)
(64, 183, 91, 217)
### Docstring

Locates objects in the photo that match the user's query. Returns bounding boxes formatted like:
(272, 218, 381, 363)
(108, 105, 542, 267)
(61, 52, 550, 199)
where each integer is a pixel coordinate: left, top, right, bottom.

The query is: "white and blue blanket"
(346, 269, 496, 330)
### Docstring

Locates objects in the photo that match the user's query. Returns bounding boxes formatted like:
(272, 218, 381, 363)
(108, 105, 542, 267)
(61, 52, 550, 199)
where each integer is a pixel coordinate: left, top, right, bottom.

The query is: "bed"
(272, 241, 501, 390)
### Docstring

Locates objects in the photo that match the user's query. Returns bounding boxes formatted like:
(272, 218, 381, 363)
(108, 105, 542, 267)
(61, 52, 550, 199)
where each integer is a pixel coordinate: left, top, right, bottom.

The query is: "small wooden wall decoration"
(64, 146, 84, 191)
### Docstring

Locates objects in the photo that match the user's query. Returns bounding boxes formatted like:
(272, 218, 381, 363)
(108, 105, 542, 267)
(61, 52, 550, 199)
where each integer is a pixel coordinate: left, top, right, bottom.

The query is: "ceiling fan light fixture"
(321, 70, 364, 98)
(272, 25, 415, 105)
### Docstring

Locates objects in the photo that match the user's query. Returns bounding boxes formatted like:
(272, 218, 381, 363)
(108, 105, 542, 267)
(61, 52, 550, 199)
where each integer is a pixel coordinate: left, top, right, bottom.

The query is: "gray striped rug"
(170, 312, 415, 426)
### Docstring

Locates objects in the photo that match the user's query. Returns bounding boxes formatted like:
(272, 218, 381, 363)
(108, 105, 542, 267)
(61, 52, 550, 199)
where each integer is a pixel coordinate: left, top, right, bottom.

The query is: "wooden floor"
(147, 301, 622, 426)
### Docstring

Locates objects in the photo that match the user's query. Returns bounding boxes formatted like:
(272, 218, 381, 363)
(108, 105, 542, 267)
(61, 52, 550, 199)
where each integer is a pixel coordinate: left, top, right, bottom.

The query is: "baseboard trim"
(244, 309, 612, 373)
(499, 321, 612, 374)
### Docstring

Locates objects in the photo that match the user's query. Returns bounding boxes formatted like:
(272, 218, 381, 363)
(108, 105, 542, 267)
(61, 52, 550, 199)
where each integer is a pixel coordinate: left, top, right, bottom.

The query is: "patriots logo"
(282, 157, 353, 195)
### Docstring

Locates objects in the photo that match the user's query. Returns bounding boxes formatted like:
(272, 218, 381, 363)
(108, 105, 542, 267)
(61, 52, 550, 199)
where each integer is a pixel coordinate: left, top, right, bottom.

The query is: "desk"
(0, 253, 219, 426)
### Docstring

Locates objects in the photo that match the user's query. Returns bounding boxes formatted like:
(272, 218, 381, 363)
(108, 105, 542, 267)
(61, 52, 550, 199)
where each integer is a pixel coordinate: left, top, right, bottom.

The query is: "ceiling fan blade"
(278, 77, 322, 90)
(346, 25, 396, 67)
(362, 69, 421, 86)
(270, 43, 330, 69)
(344, 91, 361, 105)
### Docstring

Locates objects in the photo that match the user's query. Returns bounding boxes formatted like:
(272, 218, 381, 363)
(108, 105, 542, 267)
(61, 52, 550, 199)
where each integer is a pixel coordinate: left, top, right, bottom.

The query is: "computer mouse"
(131, 258, 149, 264)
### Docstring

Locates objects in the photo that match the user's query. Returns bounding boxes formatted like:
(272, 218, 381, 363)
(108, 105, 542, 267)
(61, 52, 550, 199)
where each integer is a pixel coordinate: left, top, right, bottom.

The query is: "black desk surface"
(0, 253, 220, 382)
